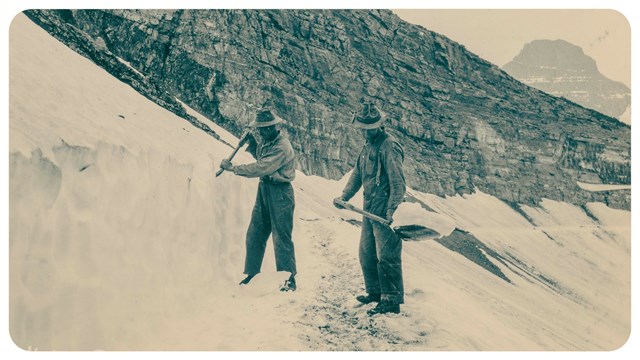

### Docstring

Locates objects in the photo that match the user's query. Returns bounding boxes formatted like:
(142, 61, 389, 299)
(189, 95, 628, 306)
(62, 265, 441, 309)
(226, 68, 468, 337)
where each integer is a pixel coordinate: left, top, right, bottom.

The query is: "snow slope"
(8, 14, 632, 352)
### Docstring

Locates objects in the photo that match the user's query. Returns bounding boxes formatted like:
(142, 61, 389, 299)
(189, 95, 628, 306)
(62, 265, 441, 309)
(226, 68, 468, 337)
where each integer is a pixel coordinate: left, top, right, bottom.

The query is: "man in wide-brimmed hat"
(220, 109, 298, 291)
(333, 103, 406, 315)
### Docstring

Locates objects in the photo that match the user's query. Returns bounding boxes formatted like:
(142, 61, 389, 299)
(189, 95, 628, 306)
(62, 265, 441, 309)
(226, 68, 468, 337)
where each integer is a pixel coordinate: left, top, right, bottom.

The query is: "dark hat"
(352, 103, 382, 129)
(250, 109, 285, 127)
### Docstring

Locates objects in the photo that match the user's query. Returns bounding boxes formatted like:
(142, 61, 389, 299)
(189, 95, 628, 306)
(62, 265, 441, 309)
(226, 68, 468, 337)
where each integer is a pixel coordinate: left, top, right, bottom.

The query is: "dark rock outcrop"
(23, 9, 631, 209)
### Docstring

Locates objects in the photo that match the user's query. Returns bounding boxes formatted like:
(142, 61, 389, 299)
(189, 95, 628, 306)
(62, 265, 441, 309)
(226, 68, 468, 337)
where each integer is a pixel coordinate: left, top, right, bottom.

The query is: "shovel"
(333, 199, 441, 241)
(216, 128, 251, 177)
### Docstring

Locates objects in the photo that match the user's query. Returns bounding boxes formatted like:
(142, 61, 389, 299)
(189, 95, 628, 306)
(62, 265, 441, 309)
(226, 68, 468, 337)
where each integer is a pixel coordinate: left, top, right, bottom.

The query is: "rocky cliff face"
(23, 10, 631, 209)
(503, 39, 631, 124)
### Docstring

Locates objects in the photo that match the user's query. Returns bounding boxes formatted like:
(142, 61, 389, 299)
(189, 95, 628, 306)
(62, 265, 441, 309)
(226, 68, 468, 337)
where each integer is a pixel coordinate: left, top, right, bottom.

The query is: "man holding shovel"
(333, 103, 406, 315)
(219, 109, 298, 291)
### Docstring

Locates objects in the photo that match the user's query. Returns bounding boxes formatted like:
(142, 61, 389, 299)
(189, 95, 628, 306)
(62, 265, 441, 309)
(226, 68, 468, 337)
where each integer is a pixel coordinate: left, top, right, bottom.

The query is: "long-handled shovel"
(334, 199, 441, 241)
(215, 128, 251, 177)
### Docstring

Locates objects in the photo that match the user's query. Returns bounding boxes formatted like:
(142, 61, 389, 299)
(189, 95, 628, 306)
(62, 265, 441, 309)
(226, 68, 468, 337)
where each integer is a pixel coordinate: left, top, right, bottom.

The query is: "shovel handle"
(335, 199, 442, 241)
(335, 199, 392, 226)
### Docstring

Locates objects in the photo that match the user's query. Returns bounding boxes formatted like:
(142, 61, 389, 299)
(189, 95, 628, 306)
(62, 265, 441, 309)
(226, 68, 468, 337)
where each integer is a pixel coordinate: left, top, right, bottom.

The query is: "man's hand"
(385, 208, 396, 223)
(220, 159, 234, 171)
(333, 197, 347, 209)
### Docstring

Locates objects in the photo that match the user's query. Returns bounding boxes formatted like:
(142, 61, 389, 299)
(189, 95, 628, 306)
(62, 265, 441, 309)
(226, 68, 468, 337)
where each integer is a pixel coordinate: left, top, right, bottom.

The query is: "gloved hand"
(220, 159, 234, 171)
(333, 197, 347, 209)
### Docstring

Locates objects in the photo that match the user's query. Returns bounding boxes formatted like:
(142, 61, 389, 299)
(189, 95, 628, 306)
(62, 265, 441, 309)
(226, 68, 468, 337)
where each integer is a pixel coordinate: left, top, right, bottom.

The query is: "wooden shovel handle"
(335, 199, 392, 226)
(216, 129, 251, 177)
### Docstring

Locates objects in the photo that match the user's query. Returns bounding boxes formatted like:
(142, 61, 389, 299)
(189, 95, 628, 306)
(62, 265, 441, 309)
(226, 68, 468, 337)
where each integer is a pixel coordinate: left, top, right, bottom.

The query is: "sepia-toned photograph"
(5, 2, 633, 354)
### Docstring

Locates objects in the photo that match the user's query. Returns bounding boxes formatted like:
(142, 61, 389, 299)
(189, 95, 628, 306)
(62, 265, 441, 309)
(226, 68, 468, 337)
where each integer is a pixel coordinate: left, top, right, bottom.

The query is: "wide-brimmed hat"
(249, 109, 285, 127)
(352, 103, 382, 129)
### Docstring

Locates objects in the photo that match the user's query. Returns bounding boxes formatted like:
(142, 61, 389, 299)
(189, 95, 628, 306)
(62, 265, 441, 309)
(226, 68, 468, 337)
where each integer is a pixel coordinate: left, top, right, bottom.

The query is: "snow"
(520, 75, 592, 84)
(520, 76, 547, 84)
(116, 57, 146, 78)
(577, 181, 631, 192)
(6, 14, 635, 355)
(603, 93, 630, 100)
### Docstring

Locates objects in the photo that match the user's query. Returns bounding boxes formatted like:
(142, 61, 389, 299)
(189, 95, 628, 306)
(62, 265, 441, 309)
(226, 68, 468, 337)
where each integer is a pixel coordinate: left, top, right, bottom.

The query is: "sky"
(393, 9, 631, 88)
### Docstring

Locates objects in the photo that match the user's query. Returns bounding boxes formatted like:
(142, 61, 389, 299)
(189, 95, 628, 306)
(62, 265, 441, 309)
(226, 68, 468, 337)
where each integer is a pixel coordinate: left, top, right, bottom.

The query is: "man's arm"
(382, 140, 406, 218)
(340, 149, 363, 201)
(233, 142, 293, 178)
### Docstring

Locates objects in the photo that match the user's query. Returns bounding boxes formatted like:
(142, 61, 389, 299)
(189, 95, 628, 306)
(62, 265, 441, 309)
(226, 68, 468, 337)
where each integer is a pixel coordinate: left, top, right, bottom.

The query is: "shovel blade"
(393, 224, 441, 241)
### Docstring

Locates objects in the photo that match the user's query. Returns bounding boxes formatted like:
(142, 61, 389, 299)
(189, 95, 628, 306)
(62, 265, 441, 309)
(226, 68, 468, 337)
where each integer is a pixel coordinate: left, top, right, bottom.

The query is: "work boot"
(239, 274, 255, 285)
(356, 293, 381, 304)
(280, 274, 296, 292)
(367, 301, 400, 316)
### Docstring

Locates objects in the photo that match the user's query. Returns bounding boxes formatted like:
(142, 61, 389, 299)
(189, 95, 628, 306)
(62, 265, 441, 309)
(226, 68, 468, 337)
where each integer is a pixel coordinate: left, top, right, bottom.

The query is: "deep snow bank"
(9, 13, 270, 350)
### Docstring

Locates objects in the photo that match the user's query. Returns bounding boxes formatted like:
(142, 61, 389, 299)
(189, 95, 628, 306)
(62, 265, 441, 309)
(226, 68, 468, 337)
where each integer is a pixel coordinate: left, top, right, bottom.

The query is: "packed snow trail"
(293, 219, 430, 350)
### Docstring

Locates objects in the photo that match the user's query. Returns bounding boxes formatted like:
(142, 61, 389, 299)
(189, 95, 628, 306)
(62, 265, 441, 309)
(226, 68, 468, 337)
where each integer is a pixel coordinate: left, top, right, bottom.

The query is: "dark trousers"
(244, 181, 297, 276)
(359, 217, 404, 304)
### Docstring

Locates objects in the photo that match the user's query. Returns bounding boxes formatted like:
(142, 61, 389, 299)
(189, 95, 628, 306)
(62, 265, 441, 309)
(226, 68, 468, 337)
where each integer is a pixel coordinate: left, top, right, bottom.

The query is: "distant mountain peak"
(503, 39, 630, 123)
(512, 39, 598, 72)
